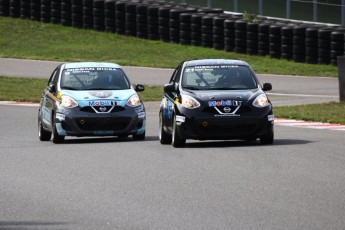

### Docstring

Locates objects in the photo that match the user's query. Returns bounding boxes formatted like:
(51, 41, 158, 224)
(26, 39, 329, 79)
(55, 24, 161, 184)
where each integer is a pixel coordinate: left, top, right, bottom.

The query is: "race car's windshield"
(182, 65, 258, 90)
(60, 68, 131, 90)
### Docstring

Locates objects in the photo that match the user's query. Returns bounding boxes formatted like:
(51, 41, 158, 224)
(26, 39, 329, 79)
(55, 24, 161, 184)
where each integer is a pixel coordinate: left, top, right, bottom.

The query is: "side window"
(48, 66, 61, 86)
(169, 63, 183, 90)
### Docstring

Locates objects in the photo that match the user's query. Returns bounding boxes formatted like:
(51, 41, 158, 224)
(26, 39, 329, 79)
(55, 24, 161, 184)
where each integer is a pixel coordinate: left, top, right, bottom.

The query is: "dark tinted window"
(61, 68, 130, 90)
(182, 65, 257, 90)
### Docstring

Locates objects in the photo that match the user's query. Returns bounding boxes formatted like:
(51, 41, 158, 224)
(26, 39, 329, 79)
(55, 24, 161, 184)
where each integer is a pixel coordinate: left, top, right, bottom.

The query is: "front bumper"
(175, 106, 273, 140)
(54, 106, 145, 137)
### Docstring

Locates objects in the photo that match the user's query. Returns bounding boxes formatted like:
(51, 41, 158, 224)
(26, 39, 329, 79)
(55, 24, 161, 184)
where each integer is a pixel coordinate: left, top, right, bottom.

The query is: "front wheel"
(172, 116, 186, 148)
(38, 115, 51, 141)
(260, 131, 274, 145)
(52, 121, 65, 144)
(159, 113, 172, 144)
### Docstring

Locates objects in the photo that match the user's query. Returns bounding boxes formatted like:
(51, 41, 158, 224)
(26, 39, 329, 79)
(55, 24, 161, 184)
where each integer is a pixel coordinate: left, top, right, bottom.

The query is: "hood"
(60, 89, 137, 106)
(185, 88, 261, 102)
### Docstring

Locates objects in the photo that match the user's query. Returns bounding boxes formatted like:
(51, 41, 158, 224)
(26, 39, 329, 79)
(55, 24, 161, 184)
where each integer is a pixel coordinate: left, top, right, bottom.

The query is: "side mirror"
(262, 83, 272, 91)
(48, 83, 56, 92)
(135, 84, 145, 92)
(163, 83, 176, 93)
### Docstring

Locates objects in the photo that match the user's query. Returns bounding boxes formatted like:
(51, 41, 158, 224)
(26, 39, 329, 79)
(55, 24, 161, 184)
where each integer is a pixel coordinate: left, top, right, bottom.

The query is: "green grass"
(0, 16, 338, 77)
(274, 102, 345, 124)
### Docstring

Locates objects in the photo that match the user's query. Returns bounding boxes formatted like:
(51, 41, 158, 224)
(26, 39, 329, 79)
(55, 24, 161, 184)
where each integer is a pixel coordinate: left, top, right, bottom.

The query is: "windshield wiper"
(61, 86, 79, 90)
(183, 86, 201, 90)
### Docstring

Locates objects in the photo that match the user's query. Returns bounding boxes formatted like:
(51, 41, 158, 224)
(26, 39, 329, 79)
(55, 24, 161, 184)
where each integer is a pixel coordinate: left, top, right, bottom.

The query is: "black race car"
(159, 59, 274, 147)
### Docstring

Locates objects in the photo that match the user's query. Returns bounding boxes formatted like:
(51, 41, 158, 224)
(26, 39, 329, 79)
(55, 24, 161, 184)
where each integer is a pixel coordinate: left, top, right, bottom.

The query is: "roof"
(184, 59, 249, 67)
(63, 62, 122, 69)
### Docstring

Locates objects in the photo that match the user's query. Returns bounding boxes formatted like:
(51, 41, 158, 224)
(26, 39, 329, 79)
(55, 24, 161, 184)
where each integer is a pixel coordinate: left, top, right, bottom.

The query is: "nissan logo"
(223, 107, 231, 113)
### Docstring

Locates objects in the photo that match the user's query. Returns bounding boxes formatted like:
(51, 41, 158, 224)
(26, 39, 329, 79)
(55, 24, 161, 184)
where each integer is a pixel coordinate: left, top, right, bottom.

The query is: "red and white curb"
(0, 101, 39, 107)
(275, 118, 345, 131)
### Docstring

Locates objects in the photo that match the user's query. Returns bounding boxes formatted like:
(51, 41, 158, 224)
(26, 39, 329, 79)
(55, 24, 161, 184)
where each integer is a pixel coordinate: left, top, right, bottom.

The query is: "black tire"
(260, 131, 274, 145)
(132, 131, 145, 141)
(52, 119, 65, 144)
(172, 116, 186, 148)
(38, 115, 51, 141)
(159, 113, 172, 144)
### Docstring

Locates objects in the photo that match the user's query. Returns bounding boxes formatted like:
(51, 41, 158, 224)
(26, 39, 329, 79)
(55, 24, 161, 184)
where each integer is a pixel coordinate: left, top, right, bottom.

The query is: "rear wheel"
(52, 120, 65, 144)
(172, 116, 186, 148)
(260, 131, 274, 145)
(159, 113, 172, 144)
(38, 115, 51, 141)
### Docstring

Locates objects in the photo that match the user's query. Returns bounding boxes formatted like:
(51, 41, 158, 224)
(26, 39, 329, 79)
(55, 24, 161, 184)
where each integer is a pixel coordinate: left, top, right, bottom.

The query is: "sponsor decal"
(268, 115, 274, 121)
(208, 100, 242, 107)
(56, 113, 65, 121)
(88, 100, 114, 106)
(176, 115, 185, 123)
(137, 112, 146, 118)
(89, 91, 113, 98)
(215, 114, 240, 117)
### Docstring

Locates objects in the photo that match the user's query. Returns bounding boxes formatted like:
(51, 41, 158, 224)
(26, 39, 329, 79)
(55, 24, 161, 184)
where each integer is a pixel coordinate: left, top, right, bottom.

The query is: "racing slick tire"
(172, 115, 186, 148)
(260, 131, 274, 145)
(38, 116, 51, 141)
(52, 120, 65, 144)
(132, 131, 145, 141)
(159, 113, 172, 144)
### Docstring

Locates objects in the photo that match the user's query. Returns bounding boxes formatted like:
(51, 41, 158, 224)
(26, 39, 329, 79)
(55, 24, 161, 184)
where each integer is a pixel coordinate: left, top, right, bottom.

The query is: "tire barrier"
(30, 0, 40, 22)
(212, 14, 227, 50)
(191, 12, 205, 47)
(115, 1, 126, 35)
(136, 3, 148, 38)
(246, 21, 259, 55)
(82, 0, 93, 29)
(20, 0, 30, 19)
(71, 0, 83, 28)
(10, 0, 20, 18)
(269, 23, 282, 59)
(234, 20, 247, 53)
(292, 25, 307, 63)
(1, 0, 345, 66)
(258, 22, 270, 56)
(318, 28, 332, 65)
(305, 26, 320, 64)
(331, 30, 344, 66)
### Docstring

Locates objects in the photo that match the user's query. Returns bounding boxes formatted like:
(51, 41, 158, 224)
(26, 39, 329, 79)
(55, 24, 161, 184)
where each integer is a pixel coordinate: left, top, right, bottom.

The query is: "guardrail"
(0, 0, 344, 66)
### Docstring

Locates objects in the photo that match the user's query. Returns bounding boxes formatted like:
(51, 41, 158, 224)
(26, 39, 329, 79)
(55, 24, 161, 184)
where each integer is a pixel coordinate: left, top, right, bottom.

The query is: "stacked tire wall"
(1, 0, 345, 66)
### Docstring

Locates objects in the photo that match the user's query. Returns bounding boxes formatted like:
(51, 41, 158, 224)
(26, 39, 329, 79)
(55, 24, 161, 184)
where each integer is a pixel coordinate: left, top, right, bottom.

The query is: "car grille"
(75, 117, 131, 131)
(202, 106, 251, 115)
(80, 105, 125, 113)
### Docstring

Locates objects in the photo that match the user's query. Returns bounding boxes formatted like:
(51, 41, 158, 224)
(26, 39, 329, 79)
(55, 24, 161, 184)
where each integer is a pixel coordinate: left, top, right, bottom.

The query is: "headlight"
(180, 95, 200, 109)
(126, 94, 142, 107)
(60, 95, 78, 108)
(253, 94, 269, 107)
